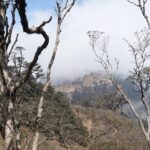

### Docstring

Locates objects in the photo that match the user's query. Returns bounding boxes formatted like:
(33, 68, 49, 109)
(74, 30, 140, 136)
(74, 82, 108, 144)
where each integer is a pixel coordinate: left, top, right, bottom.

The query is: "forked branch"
(127, 0, 150, 28)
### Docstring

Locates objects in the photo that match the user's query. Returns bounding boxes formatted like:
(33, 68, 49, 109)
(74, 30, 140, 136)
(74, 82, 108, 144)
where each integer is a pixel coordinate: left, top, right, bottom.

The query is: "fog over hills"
(55, 72, 146, 117)
(55, 72, 135, 100)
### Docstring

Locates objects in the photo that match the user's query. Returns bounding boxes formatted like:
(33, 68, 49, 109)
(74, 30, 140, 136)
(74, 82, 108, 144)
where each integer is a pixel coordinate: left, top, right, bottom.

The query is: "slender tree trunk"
(4, 88, 21, 150)
(32, 81, 51, 150)
(32, 132, 39, 150)
(15, 120, 21, 150)
(5, 98, 14, 150)
(146, 113, 150, 149)
(5, 119, 14, 150)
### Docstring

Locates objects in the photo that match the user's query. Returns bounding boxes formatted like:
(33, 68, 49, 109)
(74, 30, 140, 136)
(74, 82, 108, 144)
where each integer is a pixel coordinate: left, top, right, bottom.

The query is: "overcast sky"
(13, 0, 150, 83)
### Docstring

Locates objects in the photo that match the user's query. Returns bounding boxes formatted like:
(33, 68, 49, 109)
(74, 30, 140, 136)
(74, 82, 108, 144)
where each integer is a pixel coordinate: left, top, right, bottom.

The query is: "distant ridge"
(55, 72, 112, 96)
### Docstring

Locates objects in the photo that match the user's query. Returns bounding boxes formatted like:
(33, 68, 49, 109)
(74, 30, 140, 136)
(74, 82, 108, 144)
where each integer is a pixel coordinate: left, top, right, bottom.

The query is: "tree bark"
(5, 99, 14, 150)
(32, 132, 39, 150)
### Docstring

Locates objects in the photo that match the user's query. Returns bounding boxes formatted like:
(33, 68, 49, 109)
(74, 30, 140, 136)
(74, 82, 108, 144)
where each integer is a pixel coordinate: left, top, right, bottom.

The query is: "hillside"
(55, 72, 112, 94)
(0, 105, 147, 150)
(55, 72, 137, 108)
(37, 106, 149, 150)
(4, 72, 145, 150)
(55, 72, 112, 100)
(72, 106, 149, 150)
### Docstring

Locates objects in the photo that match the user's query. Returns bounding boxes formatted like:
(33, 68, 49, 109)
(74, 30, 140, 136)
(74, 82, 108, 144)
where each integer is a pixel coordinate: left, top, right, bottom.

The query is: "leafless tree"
(87, 29, 150, 147)
(87, 0, 150, 146)
(32, 1, 76, 150)
(0, 0, 76, 150)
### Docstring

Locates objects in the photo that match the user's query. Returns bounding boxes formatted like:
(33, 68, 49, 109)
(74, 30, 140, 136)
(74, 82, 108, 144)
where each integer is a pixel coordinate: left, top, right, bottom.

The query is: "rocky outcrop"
(55, 72, 112, 96)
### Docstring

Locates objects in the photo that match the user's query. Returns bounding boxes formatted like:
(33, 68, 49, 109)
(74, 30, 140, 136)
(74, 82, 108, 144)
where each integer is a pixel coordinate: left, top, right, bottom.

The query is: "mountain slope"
(73, 106, 149, 150)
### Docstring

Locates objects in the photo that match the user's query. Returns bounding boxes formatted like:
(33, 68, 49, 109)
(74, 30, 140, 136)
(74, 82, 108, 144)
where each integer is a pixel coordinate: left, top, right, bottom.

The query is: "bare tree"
(0, 0, 76, 150)
(32, 1, 76, 150)
(87, 29, 150, 147)
(87, 0, 150, 147)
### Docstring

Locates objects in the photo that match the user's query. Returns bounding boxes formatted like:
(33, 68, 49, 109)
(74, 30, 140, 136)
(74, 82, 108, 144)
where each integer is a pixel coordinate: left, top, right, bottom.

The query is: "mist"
(12, 0, 150, 83)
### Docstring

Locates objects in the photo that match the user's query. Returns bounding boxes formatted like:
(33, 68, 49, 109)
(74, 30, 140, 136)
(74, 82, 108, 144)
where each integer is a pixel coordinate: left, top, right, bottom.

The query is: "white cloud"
(12, 0, 150, 83)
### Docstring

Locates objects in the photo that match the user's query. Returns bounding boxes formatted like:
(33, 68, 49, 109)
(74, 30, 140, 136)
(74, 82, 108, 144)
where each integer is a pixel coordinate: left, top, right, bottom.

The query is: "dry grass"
(73, 105, 149, 150)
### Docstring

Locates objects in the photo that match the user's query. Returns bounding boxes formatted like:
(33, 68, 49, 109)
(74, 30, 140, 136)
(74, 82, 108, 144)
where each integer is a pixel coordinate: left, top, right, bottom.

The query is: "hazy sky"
(13, 0, 150, 83)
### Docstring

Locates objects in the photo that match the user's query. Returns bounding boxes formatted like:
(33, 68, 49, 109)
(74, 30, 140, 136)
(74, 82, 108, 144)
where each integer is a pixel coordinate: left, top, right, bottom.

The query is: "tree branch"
(127, 0, 150, 28)
(8, 34, 19, 59)
(15, 0, 52, 89)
